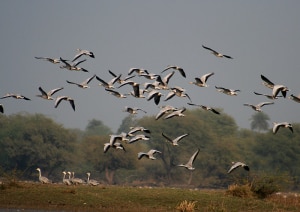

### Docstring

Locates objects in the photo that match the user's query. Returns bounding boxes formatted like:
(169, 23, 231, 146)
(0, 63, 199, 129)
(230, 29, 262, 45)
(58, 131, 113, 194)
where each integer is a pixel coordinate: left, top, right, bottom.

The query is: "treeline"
(0, 110, 299, 190)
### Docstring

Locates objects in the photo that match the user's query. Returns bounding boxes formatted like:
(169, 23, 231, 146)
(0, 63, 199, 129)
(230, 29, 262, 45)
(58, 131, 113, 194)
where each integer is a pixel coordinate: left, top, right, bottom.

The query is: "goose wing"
(261, 74, 274, 89)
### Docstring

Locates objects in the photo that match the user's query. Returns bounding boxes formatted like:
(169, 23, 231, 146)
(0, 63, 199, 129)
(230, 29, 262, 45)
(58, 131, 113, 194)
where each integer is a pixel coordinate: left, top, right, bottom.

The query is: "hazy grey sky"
(1, 1, 299, 132)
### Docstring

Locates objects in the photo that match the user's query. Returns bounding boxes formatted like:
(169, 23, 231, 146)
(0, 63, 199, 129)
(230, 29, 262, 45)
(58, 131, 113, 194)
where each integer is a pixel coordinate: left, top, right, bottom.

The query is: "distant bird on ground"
(164, 107, 186, 119)
(187, 103, 220, 115)
(227, 162, 249, 174)
(36, 168, 51, 184)
(55, 96, 75, 111)
(272, 122, 293, 134)
(147, 90, 163, 105)
(128, 68, 148, 76)
(202, 45, 233, 59)
(72, 49, 95, 62)
(108, 70, 136, 84)
(128, 126, 151, 136)
(66, 75, 95, 89)
(123, 106, 146, 114)
(69, 172, 85, 185)
(128, 134, 150, 144)
(155, 105, 179, 120)
(86, 172, 99, 186)
(138, 149, 162, 160)
(36, 87, 64, 100)
(96, 74, 121, 89)
(162, 65, 186, 78)
(177, 148, 200, 170)
(0, 104, 3, 113)
(0, 93, 31, 100)
(189, 72, 214, 87)
(289, 94, 300, 103)
(162, 133, 189, 146)
(62, 171, 72, 185)
(215, 86, 240, 96)
(254, 92, 282, 100)
(105, 88, 129, 98)
(243, 102, 274, 112)
(60, 57, 88, 72)
(35, 56, 60, 64)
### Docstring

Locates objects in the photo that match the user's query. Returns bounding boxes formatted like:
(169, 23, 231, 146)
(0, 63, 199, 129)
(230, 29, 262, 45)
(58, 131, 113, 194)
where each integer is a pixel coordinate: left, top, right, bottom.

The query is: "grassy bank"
(0, 182, 299, 211)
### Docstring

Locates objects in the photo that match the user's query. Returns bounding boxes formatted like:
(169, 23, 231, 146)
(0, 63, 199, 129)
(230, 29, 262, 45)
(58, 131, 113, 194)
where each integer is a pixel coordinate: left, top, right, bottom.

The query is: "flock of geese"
(1, 45, 298, 185)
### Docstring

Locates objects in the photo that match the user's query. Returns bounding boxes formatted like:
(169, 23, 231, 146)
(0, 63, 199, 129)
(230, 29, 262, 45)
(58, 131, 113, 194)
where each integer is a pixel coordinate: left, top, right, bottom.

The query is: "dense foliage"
(0, 110, 299, 190)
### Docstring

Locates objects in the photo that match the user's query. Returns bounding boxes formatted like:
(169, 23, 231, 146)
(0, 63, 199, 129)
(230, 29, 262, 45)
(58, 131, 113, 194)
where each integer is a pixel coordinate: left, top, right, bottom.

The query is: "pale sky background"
(1, 1, 299, 133)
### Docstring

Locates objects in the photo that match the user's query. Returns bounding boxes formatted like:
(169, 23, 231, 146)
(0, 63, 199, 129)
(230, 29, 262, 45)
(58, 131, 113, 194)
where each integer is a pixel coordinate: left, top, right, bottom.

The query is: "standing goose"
(187, 103, 220, 115)
(215, 86, 240, 96)
(55, 96, 75, 111)
(36, 87, 64, 100)
(70, 172, 85, 185)
(138, 149, 162, 160)
(227, 162, 249, 174)
(243, 102, 274, 112)
(36, 168, 51, 184)
(72, 49, 95, 62)
(35, 56, 60, 64)
(177, 149, 200, 170)
(86, 172, 99, 186)
(62, 171, 72, 185)
(66, 75, 96, 89)
(162, 133, 189, 146)
(0, 93, 31, 100)
(189, 72, 214, 87)
(272, 122, 293, 134)
(162, 65, 186, 78)
(202, 45, 233, 59)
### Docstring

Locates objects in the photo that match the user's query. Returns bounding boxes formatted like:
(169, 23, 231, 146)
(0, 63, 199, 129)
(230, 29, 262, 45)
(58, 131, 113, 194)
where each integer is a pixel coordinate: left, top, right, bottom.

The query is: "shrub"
(226, 184, 253, 198)
(176, 200, 197, 212)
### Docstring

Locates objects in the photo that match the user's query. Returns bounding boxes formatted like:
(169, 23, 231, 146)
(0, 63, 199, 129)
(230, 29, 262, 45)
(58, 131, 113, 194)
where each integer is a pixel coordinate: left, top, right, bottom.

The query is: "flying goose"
(55, 96, 75, 111)
(105, 88, 129, 98)
(36, 87, 64, 100)
(72, 49, 95, 62)
(108, 70, 136, 84)
(139, 73, 159, 80)
(189, 72, 214, 87)
(128, 134, 150, 144)
(147, 90, 164, 105)
(164, 107, 186, 119)
(123, 106, 146, 114)
(253, 91, 282, 100)
(155, 105, 179, 120)
(62, 171, 72, 185)
(243, 102, 274, 112)
(260, 75, 289, 98)
(130, 89, 147, 98)
(177, 148, 200, 170)
(60, 57, 88, 72)
(66, 75, 96, 89)
(272, 122, 293, 134)
(0, 93, 31, 100)
(128, 68, 148, 76)
(187, 103, 220, 115)
(162, 133, 189, 146)
(138, 149, 162, 160)
(215, 86, 240, 96)
(227, 162, 249, 174)
(36, 168, 51, 184)
(162, 65, 186, 78)
(165, 87, 192, 102)
(0, 104, 3, 113)
(288, 94, 300, 103)
(128, 126, 151, 136)
(202, 45, 233, 59)
(104, 134, 126, 153)
(35, 56, 60, 64)
(86, 172, 99, 186)
(260, 74, 274, 89)
(96, 74, 121, 89)
(118, 81, 140, 98)
(153, 71, 175, 90)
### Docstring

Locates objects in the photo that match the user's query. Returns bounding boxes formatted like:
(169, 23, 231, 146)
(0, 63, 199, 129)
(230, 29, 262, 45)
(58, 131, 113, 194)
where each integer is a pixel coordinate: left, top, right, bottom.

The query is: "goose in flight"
(66, 75, 96, 89)
(62, 171, 72, 185)
(35, 56, 60, 64)
(165, 87, 192, 102)
(55, 96, 75, 111)
(189, 72, 214, 87)
(72, 49, 95, 62)
(243, 102, 274, 112)
(128, 126, 151, 136)
(202, 45, 233, 59)
(227, 162, 249, 174)
(36, 87, 64, 100)
(86, 172, 99, 186)
(164, 107, 186, 119)
(96, 74, 121, 89)
(139, 73, 159, 80)
(147, 90, 163, 105)
(215, 86, 240, 96)
(0, 104, 3, 113)
(108, 70, 136, 84)
(138, 149, 162, 160)
(155, 105, 179, 120)
(153, 71, 175, 90)
(118, 81, 140, 98)
(162, 133, 189, 146)
(123, 106, 147, 114)
(289, 94, 300, 103)
(0, 93, 31, 100)
(130, 89, 147, 98)
(187, 103, 220, 115)
(177, 148, 200, 170)
(162, 65, 186, 78)
(60, 57, 88, 72)
(260, 75, 289, 98)
(104, 134, 126, 153)
(260, 74, 275, 89)
(128, 68, 148, 76)
(105, 88, 129, 98)
(254, 91, 282, 100)
(128, 134, 150, 144)
(272, 122, 293, 134)
(36, 168, 51, 184)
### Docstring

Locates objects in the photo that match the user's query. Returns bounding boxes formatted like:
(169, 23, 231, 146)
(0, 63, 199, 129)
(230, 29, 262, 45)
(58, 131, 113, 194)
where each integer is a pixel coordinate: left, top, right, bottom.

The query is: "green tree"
(84, 119, 112, 136)
(249, 112, 270, 132)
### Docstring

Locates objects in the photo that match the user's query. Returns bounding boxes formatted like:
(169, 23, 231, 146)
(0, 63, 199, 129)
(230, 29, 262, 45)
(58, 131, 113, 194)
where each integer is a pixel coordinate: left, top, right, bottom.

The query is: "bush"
(176, 200, 197, 212)
(226, 184, 253, 198)
(251, 175, 280, 198)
